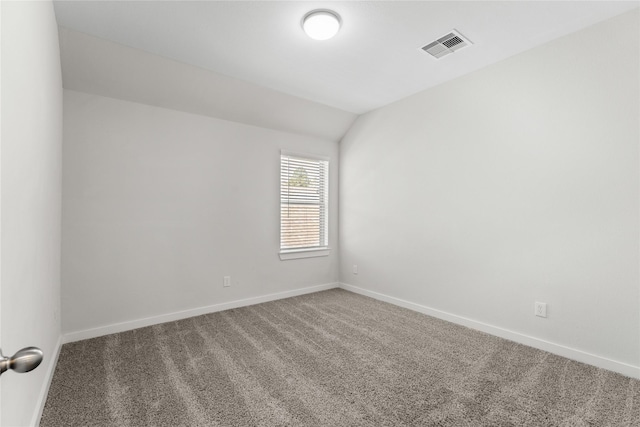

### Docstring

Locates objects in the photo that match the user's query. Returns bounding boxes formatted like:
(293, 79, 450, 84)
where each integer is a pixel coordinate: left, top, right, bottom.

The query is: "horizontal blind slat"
(280, 154, 328, 250)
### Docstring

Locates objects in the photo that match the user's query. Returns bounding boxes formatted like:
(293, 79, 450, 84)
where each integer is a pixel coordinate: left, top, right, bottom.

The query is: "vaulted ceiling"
(53, 1, 638, 139)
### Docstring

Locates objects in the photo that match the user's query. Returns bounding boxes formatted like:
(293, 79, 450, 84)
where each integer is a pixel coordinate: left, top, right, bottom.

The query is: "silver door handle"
(0, 347, 43, 377)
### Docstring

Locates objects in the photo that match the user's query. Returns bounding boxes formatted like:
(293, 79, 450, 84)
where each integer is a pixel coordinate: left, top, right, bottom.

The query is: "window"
(280, 152, 329, 260)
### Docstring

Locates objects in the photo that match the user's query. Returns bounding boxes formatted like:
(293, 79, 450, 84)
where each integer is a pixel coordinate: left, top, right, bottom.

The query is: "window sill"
(279, 248, 331, 261)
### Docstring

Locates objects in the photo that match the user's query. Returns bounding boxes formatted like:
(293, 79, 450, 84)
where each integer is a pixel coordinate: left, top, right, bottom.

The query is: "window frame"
(279, 151, 330, 261)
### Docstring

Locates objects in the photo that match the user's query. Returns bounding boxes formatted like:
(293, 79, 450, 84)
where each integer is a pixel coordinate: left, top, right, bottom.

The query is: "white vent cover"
(422, 30, 472, 59)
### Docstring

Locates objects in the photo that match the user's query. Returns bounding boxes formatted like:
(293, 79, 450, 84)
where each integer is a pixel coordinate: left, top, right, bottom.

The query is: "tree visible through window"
(288, 167, 310, 188)
(280, 154, 328, 251)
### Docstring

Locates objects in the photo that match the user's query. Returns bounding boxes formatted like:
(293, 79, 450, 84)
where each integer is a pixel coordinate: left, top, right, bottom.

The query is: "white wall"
(1, 1, 63, 426)
(340, 10, 639, 373)
(62, 90, 339, 335)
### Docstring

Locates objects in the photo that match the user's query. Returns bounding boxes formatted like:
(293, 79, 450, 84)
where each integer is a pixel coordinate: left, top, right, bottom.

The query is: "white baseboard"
(31, 334, 63, 427)
(63, 282, 339, 344)
(339, 282, 640, 380)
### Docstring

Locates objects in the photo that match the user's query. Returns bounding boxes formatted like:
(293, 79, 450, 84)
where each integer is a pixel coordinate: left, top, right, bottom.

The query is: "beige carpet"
(41, 289, 638, 426)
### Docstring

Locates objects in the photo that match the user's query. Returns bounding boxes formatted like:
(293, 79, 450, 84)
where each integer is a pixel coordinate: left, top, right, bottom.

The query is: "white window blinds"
(280, 154, 329, 251)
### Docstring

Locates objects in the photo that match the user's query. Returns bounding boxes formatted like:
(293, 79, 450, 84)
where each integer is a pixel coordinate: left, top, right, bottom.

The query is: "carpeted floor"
(41, 289, 639, 426)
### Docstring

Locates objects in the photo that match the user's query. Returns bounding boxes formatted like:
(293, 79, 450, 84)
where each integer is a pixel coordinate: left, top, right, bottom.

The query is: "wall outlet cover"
(535, 302, 547, 318)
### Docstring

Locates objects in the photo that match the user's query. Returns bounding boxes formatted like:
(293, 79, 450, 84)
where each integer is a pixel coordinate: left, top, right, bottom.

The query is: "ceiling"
(53, 1, 639, 115)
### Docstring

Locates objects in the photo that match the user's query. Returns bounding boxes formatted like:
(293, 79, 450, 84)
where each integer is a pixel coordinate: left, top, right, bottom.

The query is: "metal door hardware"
(0, 347, 43, 377)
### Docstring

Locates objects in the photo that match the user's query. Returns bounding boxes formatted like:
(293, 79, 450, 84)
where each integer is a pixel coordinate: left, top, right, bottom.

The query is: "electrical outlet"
(535, 302, 547, 318)
(353, 264, 358, 274)
(223, 276, 231, 287)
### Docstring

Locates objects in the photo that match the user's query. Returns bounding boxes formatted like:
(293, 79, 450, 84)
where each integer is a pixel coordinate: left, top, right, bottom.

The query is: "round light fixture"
(302, 10, 341, 41)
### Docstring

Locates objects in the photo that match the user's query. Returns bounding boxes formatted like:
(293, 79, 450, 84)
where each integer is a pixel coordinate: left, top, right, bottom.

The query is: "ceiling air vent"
(422, 30, 472, 59)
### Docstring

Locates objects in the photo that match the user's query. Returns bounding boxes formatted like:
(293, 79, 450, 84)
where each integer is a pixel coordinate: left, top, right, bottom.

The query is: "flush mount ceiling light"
(302, 10, 341, 40)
